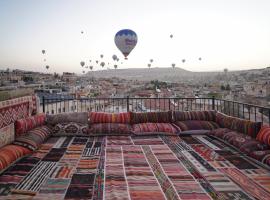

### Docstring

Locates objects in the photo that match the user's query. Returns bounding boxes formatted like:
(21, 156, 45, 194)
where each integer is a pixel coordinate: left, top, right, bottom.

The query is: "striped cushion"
(132, 123, 180, 135)
(13, 126, 52, 151)
(0, 144, 31, 171)
(256, 126, 270, 145)
(15, 113, 46, 136)
(46, 112, 88, 125)
(173, 110, 216, 122)
(88, 123, 132, 135)
(52, 122, 88, 136)
(131, 111, 172, 124)
(216, 112, 261, 138)
(208, 128, 232, 138)
(174, 120, 219, 131)
(249, 150, 270, 167)
(89, 112, 131, 124)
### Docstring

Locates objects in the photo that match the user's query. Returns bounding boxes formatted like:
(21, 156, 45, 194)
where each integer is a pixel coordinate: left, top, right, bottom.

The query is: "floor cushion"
(173, 110, 216, 122)
(208, 128, 232, 138)
(130, 111, 172, 124)
(13, 125, 53, 151)
(15, 113, 46, 136)
(256, 125, 270, 146)
(249, 150, 270, 167)
(52, 122, 88, 136)
(132, 123, 180, 135)
(89, 112, 131, 124)
(46, 112, 88, 125)
(87, 123, 132, 135)
(0, 144, 31, 171)
(174, 120, 219, 131)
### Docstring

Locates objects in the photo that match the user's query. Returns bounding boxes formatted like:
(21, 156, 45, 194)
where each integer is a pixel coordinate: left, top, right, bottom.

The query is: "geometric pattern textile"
(1, 135, 270, 199)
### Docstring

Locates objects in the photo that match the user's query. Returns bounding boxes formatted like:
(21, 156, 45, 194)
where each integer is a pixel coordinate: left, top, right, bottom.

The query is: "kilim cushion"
(89, 112, 131, 124)
(87, 123, 132, 135)
(132, 123, 180, 135)
(172, 110, 217, 122)
(249, 150, 270, 167)
(130, 111, 172, 124)
(13, 125, 53, 151)
(216, 112, 262, 138)
(52, 122, 88, 136)
(174, 120, 219, 131)
(46, 112, 88, 125)
(256, 125, 270, 145)
(208, 128, 232, 138)
(15, 113, 46, 136)
(0, 144, 31, 171)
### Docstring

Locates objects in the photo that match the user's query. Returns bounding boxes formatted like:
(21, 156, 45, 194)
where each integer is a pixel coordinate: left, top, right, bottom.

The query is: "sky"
(0, 0, 270, 74)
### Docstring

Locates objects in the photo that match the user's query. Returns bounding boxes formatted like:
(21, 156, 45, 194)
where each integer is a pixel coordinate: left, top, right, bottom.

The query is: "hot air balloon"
(100, 54, 104, 58)
(43, 59, 46, 62)
(182, 59, 186, 63)
(150, 59, 153, 63)
(199, 57, 202, 61)
(82, 70, 85, 74)
(112, 55, 117, 61)
(81, 31, 84, 34)
(114, 65, 118, 69)
(45, 65, 49, 70)
(96, 60, 99, 64)
(172, 63, 176, 68)
(100, 62, 105, 67)
(89, 60, 91, 62)
(80, 61, 85, 67)
(90, 66, 93, 70)
(114, 29, 137, 59)
(148, 64, 151, 68)
(117, 58, 120, 62)
(170, 34, 173, 38)
(42, 50, 46, 54)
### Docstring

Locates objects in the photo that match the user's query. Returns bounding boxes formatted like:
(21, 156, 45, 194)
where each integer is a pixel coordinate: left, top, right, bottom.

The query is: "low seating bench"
(0, 111, 270, 199)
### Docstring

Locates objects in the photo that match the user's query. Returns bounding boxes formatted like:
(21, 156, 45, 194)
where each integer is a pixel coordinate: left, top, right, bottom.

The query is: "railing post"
(42, 96, 45, 113)
(168, 98, 171, 111)
(126, 96, 129, 112)
(212, 96, 215, 110)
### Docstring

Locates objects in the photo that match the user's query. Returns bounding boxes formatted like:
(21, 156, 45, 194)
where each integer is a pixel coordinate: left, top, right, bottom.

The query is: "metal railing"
(41, 96, 270, 125)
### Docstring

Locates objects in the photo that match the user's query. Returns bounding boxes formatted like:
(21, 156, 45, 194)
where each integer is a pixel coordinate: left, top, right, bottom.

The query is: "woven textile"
(89, 112, 131, 124)
(1, 135, 270, 199)
(46, 112, 88, 125)
(173, 110, 217, 122)
(13, 126, 52, 151)
(256, 125, 270, 145)
(130, 111, 172, 124)
(216, 112, 262, 138)
(174, 120, 219, 131)
(15, 113, 46, 136)
(0, 124, 14, 148)
(132, 122, 180, 135)
(52, 122, 88, 136)
(0, 144, 31, 171)
(249, 150, 270, 166)
(88, 123, 132, 135)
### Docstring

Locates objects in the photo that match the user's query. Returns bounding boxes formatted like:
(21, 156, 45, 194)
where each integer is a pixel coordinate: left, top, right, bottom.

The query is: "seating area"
(1, 96, 270, 199)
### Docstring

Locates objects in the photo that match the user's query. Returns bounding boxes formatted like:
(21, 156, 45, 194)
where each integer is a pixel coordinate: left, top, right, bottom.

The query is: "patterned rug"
(1, 134, 270, 200)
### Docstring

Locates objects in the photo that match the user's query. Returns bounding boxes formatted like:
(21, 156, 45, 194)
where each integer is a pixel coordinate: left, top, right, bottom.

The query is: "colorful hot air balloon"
(100, 62, 105, 67)
(43, 59, 46, 62)
(82, 70, 85, 74)
(114, 29, 137, 59)
(182, 59, 186, 63)
(170, 34, 173, 38)
(150, 59, 153, 63)
(199, 57, 202, 61)
(90, 66, 93, 70)
(42, 50, 46, 54)
(148, 64, 151, 68)
(45, 65, 49, 70)
(81, 31, 84, 34)
(96, 60, 99, 64)
(114, 65, 118, 69)
(172, 63, 176, 68)
(80, 61, 85, 67)
(100, 54, 104, 58)
(89, 60, 91, 62)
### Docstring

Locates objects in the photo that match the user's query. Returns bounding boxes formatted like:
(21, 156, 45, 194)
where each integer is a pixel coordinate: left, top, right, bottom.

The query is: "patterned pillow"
(87, 123, 132, 135)
(249, 150, 270, 167)
(208, 128, 231, 138)
(132, 123, 180, 135)
(0, 144, 31, 171)
(130, 111, 172, 124)
(89, 112, 131, 124)
(46, 112, 88, 125)
(15, 113, 46, 136)
(13, 125, 53, 151)
(52, 122, 88, 136)
(256, 126, 270, 145)
(173, 110, 216, 122)
(174, 120, 219, 131)
(216, 112, 261, 138)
